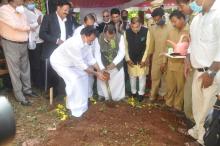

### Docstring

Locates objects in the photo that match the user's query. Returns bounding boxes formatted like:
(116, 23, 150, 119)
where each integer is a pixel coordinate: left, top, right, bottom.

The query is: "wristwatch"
(207, 70, 217, 78)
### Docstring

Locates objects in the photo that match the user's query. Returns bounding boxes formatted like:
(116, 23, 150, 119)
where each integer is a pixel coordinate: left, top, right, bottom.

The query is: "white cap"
(145, 14, 152, 19)
(73, 8, 80, 13)
(150, 0, 164, 11)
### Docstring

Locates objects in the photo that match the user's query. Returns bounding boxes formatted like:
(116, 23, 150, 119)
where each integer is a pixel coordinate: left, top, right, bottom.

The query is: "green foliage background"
(34, 0, 46, 14)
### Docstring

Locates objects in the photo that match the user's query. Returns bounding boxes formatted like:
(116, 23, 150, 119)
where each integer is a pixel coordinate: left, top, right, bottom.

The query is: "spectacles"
(103, 15, 110, 18)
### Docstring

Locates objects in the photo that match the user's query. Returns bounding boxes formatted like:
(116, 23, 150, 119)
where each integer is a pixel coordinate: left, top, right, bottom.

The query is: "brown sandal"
(177, 127, 189, 136)
(184, 141, 202, 146)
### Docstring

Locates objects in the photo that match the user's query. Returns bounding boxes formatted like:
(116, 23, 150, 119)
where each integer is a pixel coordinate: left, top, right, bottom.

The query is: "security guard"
(147, 7, 170, 101)
(165, 10, 189, 111)
(146, 0, 164, 29)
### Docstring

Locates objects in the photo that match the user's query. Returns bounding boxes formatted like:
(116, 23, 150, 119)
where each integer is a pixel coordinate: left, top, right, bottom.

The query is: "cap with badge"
(69, 8, 80, 14)
(150, 0, 164, 11)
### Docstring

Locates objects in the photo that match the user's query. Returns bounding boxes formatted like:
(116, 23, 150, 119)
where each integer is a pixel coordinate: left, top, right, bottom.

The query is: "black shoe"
(24, 91, 39, 98)
(137, 95, 144, 102)
(20, 100, 31, 106)
(97, 96, 105, 102)
(131, 93, 137, 98)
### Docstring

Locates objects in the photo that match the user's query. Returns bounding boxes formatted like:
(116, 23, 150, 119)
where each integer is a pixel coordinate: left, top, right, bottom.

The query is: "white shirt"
(73, 25, 84, 36)
(103, 35, 126, 66)
(189, 0, 220, 68)
(50, 34, 96, 70)
(56, 13, 66, 41)
(46, 0, 49, 15)
(24, 7, 43, 43)
(74, 25, 106, 70)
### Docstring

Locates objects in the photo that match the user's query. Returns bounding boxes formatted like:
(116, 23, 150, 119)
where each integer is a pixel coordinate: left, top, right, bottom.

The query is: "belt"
(1, 38, 27, 44)
(197, 67, 209, 72)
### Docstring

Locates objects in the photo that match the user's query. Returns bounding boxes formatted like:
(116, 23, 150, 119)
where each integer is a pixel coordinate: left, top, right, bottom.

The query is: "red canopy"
(136, 0, 176, 7)
(71, 0, 132, 8)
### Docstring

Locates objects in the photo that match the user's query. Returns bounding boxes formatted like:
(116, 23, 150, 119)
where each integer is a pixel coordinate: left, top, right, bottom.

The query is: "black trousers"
(41, 57, 65, 96)
(29, 43, 44, 89)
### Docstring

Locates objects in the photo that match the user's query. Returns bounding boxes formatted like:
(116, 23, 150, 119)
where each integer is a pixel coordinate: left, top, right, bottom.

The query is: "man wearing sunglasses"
(97, 9, 110, 33)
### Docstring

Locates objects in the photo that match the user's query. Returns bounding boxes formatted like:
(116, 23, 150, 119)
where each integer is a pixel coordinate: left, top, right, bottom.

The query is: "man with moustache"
(40, 0, 73, 97)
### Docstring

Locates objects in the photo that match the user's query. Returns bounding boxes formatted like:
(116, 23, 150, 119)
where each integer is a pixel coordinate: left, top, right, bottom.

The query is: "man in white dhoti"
(184, 0, 220, 145)
(50, 26, 106, 117)
(73, 13, 104, 98)
(97, 24, 125, 101)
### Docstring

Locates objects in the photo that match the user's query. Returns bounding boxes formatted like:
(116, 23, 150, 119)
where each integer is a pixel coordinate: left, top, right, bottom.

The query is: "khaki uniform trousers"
(150, 62, 166, 99)
(165, 60, 185, 111)
(184, 69, 194, 121)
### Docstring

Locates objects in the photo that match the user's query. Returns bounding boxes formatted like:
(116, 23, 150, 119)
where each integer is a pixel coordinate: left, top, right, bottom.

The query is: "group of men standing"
(50, 7, 150, 117)
(147, 0, 220, 145)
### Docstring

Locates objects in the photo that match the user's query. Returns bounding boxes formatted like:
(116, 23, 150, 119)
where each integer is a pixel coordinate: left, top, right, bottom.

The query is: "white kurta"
(96, 35, 126, 101)
(74, 25, 104, 97)
(50, 35, 96, 117)
(24, 7, 43, 49)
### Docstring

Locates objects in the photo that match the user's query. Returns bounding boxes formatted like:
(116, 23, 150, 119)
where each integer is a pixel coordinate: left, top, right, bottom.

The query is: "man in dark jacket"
(40, 0, 72, 96)
(46, 0, 58, 14)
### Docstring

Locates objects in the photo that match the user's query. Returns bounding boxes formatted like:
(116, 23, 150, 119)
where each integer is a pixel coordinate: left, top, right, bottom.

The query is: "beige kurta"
(124, 30, 149, 77)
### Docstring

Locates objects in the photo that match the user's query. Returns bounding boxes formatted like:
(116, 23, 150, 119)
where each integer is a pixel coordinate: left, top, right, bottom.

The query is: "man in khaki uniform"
(145, 13, 154, 29)
(125, 17, 149, 102)
(147, 7, 170, 101)
(176, 0, 196, 121)
(150, 0, 164, 12)
(165, 10, 189, 111)
(145, 0, 164, 29)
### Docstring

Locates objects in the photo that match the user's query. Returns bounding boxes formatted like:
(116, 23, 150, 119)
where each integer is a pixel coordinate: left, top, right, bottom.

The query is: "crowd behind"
(0, 0, 220, 145)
